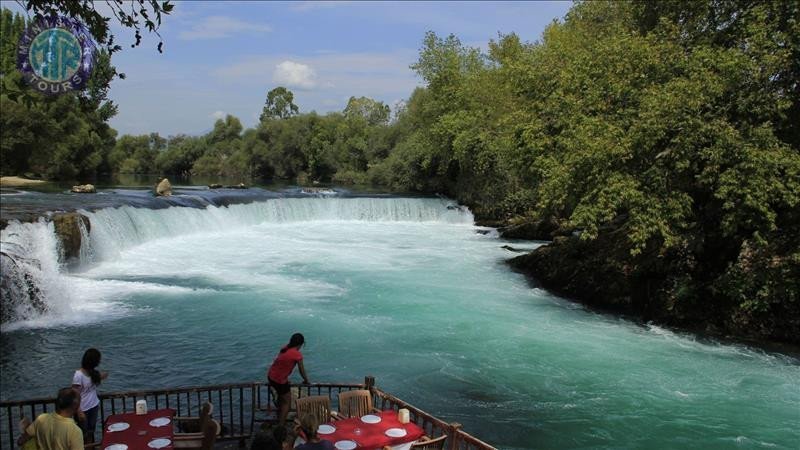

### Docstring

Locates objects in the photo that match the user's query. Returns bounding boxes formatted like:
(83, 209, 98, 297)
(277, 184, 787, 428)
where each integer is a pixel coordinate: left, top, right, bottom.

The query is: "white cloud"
(211, 110, 226, 120)
(273, 61, 317, 90)
(178, 16, 271, 40)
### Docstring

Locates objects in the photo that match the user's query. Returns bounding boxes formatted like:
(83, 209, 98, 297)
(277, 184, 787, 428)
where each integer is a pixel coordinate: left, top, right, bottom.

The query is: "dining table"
(317, 410, 425, 450)
(102, 408, 176, 450)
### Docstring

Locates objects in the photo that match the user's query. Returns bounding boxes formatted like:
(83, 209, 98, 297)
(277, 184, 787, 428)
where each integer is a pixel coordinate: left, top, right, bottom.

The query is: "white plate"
(104, 445, 128, 450)
(149, 417, 171, 427)
(106, 423, 130, 432)
(148, 438, 171, 449)
(360, 414, 381, 424)
(334, 440, 357, 450)
(318, 424, 336, 435)
(385, 428, 407, 438)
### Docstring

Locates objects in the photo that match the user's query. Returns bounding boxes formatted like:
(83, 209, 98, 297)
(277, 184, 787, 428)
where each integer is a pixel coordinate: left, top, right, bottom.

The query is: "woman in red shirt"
(268, 333, 310, 425)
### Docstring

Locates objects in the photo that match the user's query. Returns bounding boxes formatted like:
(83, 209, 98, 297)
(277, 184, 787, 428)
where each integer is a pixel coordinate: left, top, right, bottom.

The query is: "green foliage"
(1, 8, 118, 180)
(343, 96, 390, 126)
(371, 0, 799, 338)
(260, 87, 299, 121)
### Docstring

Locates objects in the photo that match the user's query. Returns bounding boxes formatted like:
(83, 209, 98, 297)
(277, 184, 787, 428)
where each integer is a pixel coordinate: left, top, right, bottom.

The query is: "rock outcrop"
(52, 213, 90, 264)
(156, 178, 172, 196)
(71, 184, 96, 193)
(0, 251, 47, 323)
(499, 217, 561, 240)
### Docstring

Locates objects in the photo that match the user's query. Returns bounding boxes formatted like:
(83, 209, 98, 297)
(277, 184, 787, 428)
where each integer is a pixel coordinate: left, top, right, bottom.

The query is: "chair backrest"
(200, 419, 220, 450)
(410, 435, 447, 450)
(199, 402, 213, 432)
(338, 390, 373, 418)
(295, 395, 332, 426)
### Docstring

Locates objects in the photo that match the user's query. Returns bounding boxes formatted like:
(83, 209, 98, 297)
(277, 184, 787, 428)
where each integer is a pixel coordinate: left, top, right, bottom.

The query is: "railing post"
(364, 375, 375, 391)
(448, 422, 463, 450)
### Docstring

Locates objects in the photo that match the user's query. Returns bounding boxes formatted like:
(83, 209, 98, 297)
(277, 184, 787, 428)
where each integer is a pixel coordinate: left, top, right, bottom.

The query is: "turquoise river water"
(0, 196, 798, 449)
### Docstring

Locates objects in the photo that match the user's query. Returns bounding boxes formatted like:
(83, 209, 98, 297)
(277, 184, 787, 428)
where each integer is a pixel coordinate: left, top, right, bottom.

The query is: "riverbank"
(504, 229, 800, 348)
(0, 176, 47, 187)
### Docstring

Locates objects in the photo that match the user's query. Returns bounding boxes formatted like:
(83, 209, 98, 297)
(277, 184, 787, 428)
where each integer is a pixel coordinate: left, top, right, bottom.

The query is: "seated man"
(18, 387, 84, 450)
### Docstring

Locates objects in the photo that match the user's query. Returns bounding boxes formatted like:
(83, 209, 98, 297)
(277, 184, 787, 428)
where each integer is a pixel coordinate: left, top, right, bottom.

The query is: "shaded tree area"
(1, 8, 118, 180)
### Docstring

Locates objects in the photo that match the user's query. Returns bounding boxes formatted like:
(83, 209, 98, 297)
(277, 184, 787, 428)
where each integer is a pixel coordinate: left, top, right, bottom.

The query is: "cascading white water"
(0, 197, 473, 327)
(0, 219, 72, 323)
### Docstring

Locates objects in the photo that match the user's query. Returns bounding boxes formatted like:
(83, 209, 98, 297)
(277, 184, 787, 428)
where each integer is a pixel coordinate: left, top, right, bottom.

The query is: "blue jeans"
(81, 405, 99, 441)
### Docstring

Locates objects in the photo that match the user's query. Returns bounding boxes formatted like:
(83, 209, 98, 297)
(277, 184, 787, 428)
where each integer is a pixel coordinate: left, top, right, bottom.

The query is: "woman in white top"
(72, 348, 108, 444)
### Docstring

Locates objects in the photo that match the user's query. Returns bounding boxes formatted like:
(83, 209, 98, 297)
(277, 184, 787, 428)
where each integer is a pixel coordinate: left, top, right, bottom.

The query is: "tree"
(343, 96, 390, 126)
(1, 7, 119, 179)
(260, 87, 299, 121)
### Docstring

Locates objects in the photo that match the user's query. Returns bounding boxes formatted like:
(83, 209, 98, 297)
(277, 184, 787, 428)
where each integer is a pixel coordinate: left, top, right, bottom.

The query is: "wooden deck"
(0, 376, 496, 450)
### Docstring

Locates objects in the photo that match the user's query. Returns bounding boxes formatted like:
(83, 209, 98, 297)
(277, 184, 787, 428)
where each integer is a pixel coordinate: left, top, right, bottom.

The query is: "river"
(0, 193, 798, 449)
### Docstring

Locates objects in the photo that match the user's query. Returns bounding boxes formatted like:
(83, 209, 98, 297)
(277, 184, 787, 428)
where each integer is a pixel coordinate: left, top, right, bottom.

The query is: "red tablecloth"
(103, 408, 176, 449)
(322, 410, 424, 450)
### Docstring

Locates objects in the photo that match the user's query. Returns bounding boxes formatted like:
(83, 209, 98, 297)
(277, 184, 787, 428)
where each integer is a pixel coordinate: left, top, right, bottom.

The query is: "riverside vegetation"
(1, 1, 798, 344)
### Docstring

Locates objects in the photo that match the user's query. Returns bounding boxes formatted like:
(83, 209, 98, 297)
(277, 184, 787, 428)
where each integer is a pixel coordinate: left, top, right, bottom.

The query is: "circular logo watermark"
(17, 16, 97, 95)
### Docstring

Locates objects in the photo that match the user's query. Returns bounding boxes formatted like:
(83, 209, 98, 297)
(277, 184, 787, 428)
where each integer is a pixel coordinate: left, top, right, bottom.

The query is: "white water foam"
(0, 197, 474, 329)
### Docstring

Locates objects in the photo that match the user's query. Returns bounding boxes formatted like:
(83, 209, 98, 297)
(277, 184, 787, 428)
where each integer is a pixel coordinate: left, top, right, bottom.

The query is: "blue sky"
(13, 1, 574, 135)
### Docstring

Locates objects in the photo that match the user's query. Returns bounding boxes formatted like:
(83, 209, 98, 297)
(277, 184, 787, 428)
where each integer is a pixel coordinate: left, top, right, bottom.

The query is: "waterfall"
(0, 197, 473, 326)
(0, 219, 74, 324)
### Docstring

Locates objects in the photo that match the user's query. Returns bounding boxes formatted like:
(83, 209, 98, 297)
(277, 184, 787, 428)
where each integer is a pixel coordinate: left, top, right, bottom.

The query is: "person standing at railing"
(17, 387, 84, 450)
(71, 348, 108, 445)
(267, 333, 310, 425)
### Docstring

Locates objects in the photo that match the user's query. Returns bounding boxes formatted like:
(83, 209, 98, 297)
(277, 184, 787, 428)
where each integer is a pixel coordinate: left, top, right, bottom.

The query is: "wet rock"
(499, 218, 560, 240)
(0, 251, 47, 323)
(71, 184, 96, 194)
(208, 183, 223, 189)
(501, 245, 525, 252)
(156, 178, 172, 197)
(52, 212, 91, 263)
(224, 183, 248, 189)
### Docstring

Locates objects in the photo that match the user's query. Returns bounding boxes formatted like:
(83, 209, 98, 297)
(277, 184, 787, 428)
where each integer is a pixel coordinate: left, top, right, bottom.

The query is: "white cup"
(135, 399, 148, 415)
(398, 408, 410, 424)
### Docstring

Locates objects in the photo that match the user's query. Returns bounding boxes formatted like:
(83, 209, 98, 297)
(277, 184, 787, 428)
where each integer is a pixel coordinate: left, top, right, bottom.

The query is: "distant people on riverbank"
(72, 348, 108, 444)
(294, 414, 334, 450)
(268, 333, 309, 425)
(17, 387, 83, 450)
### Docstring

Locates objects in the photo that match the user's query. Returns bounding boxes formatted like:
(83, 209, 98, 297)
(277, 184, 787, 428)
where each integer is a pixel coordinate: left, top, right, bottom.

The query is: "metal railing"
(0, 377, 495, 450)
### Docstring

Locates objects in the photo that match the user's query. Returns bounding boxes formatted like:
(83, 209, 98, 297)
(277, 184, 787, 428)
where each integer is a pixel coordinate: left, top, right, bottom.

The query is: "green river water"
(0, 197, 798, 449)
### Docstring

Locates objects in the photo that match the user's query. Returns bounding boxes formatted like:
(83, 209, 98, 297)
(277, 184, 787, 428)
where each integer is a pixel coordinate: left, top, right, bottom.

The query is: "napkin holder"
(398, 408, 410, 424)
(135, 399, 148, 415)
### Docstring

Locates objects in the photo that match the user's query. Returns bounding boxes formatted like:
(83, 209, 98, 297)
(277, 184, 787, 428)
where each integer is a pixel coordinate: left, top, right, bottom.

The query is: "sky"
(11, 1, 573, 136)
